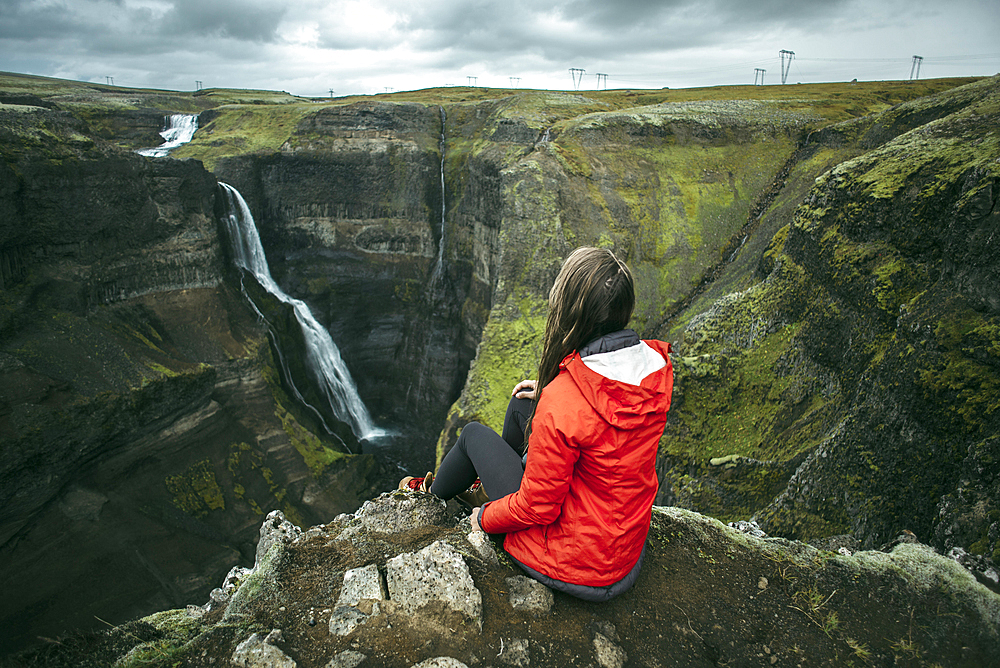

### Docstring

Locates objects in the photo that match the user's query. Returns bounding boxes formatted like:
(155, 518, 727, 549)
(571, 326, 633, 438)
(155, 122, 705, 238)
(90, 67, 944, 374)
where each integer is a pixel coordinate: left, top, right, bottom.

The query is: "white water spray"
(219, 183, 382, 441)
(428, 107, 447, 294)
(137, 114, 199, 157)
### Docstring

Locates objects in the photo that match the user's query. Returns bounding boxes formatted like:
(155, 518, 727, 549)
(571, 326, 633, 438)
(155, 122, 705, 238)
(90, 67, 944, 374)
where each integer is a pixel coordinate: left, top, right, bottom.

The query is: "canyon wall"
(0, 103, 385, 653)
(655, 78, 1000, 570)
(1, 74, 997, 653)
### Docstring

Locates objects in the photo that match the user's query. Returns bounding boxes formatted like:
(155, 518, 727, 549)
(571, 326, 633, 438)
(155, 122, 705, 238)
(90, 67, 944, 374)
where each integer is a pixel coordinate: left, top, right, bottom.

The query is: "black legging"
(430, 396, 533, 501)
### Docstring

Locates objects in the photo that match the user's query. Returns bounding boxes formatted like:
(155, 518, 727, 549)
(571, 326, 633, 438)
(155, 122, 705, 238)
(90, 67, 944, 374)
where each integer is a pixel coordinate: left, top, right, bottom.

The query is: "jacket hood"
(560, 337, 673, 429)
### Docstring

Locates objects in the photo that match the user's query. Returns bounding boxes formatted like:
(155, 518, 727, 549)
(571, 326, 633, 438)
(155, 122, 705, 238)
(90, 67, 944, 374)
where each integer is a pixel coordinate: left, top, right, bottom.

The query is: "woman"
(401, 247, 673, 601)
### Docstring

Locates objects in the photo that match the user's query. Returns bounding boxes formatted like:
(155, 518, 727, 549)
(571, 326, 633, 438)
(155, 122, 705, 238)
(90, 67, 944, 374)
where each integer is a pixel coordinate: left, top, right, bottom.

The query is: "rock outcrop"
(11, 495, 998, 667)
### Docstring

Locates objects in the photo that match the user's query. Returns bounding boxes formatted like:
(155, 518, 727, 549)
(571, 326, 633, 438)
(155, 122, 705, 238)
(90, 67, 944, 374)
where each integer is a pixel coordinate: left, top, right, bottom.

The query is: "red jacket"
(480, 339, 673, 586)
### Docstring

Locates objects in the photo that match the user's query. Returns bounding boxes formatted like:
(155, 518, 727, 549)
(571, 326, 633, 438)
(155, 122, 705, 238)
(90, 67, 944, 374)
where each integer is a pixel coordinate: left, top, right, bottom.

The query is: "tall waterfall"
(137, 114, 199, 157)
(428, 107, 447, 294)
(219, 183, 381, 441)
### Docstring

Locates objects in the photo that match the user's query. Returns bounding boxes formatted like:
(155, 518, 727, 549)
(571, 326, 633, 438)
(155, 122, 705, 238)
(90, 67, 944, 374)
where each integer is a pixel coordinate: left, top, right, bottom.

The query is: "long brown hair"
(524, 247, 635, 445)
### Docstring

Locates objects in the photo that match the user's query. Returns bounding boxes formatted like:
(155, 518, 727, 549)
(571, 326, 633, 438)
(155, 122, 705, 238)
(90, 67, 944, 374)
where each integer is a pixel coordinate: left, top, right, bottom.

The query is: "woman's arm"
(479, 401, 579, 534)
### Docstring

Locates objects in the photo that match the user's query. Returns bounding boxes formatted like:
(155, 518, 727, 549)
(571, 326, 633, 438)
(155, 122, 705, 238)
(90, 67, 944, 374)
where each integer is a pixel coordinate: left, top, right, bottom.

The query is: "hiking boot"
(399, 471, 434, 493)
(455, 479, 489, 508)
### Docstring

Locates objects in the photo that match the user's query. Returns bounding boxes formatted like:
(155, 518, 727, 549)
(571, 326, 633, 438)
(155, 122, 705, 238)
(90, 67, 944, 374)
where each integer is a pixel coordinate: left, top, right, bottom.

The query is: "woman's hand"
(470, 507, 483, 532)
(511, 379, 538, 400)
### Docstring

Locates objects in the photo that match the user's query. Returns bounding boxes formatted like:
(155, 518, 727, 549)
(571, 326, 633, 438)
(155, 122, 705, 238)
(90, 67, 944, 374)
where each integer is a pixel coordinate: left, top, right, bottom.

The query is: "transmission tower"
(754, 68, 766, 86)
(106, 76, 114, 85)
(909, 55, 923, 80)
(595, 73, 608, 90)
(196, 80, 203, 90)
(510, 77, 520, 88)
(467, 76, 478, 87)
(569, 68, 585, 91)
(779, 50, 795, 84)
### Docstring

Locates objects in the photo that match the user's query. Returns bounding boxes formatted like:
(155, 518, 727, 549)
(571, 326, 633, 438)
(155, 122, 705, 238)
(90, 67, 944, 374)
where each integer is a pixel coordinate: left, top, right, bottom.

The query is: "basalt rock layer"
(0, 102, 386, 654)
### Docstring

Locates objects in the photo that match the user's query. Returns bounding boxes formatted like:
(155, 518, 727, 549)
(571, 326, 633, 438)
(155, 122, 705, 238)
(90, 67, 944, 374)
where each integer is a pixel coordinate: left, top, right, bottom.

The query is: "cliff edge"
(6, 494, 998, 667)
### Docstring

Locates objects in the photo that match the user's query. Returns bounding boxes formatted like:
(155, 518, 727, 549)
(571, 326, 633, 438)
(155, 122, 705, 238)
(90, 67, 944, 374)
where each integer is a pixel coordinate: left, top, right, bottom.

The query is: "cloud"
(161, 0, 288, 41)
(0, 0, 996, 95)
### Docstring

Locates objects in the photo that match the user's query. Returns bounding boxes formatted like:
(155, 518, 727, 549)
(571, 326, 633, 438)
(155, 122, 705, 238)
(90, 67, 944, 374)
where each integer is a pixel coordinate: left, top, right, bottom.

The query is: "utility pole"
(596, 73, 608, 90)
(909, 55, 923, 80)
(779, 50, 794, 84)
(467, 76, 477, 87)
(754, 68, 766, 86)
(509, 77, 520, 88)
(569, 68, 585, 90)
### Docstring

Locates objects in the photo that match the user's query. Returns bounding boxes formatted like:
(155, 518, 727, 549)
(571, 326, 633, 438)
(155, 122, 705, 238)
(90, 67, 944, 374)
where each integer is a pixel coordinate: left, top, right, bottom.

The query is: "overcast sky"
(1, 0, 998, 97)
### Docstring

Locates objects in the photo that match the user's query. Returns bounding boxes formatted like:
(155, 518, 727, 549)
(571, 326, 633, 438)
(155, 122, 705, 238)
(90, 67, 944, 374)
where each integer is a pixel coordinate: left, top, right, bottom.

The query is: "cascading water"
(428, 107, 447, 295)
(219, 183, 382, 442)
(408, 109, 450, 407)
(137, 114, 199, 157)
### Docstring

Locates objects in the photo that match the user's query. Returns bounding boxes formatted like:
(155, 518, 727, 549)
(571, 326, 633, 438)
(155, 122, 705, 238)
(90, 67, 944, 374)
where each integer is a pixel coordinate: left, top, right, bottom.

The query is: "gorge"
(0, 71, 998, 661)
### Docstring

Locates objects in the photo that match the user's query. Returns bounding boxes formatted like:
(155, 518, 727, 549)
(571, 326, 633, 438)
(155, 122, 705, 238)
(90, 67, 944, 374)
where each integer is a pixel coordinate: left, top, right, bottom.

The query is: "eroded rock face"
(211, 102, 484, 451)
(642, 77, 1000, 574)
(0, 109, 387, 654)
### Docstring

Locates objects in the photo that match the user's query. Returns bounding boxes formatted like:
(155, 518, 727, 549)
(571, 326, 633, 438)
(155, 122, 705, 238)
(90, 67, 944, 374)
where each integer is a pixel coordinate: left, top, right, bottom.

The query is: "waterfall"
(137, 114, 199, 157)
(408, 108, 449, 408)
(219, 183, 382, 441)
(428, 107, 447, 294)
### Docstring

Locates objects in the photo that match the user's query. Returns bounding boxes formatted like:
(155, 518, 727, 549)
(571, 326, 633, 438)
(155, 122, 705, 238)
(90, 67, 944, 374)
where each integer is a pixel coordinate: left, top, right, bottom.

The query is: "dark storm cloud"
(160, 0, 288, 41)
(0, 0, 97, 40)
(0, 0, 287, 47)
(384, 0, 857, 65)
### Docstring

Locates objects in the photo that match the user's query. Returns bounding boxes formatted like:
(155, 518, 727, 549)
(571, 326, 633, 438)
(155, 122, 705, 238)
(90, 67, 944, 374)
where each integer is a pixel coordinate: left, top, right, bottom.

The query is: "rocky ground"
(4, 493, 997, 668)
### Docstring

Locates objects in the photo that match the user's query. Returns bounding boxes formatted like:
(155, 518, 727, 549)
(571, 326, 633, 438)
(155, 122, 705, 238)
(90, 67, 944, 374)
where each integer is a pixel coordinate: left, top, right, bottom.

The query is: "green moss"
(394, 278, 425, 303)
(969, 538, 989, 555)
(587, 138, 795, 332)
(551, 138, 592, 178)
(165, 460, 225, 517)
(144, 362, 180, 378)
(256, 343, 350, 477)
(463, 291, 547, 434)
(872, 254, 921, 315)
(916, 353, 1000, 433)
(226, 442, 285, 518)
(274, 401, 347, 477)
(172, 103, 317, 170)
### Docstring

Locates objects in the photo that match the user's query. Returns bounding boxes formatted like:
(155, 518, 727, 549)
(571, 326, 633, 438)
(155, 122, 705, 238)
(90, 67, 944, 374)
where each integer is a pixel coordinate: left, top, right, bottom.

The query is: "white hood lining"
(581, 341, 666, 386)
